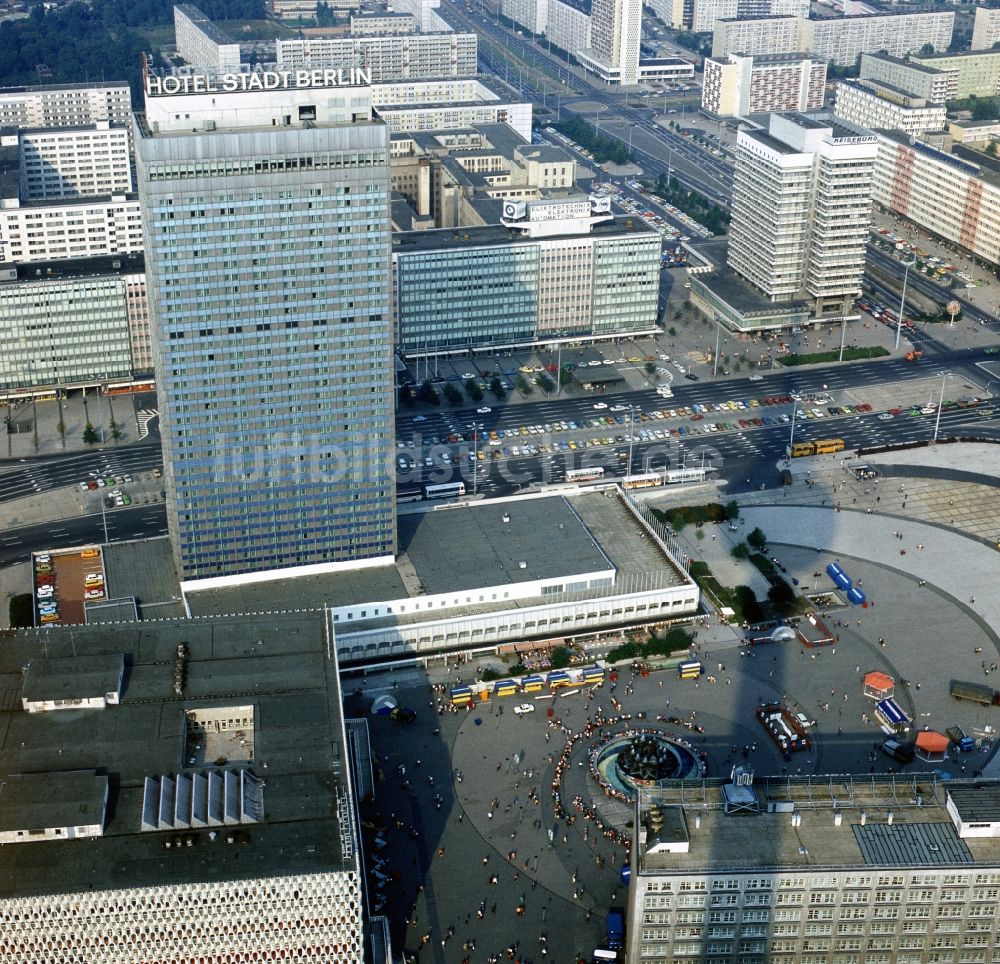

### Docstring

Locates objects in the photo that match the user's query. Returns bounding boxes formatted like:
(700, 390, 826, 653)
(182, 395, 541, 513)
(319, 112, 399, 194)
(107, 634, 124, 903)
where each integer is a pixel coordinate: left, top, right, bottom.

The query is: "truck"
(950, 679, 1000, 706)
(880, 738, 915, 764)
(606, 909, 625, 951)
(904, 350, 923, 361)
(946, 725, 976, 752)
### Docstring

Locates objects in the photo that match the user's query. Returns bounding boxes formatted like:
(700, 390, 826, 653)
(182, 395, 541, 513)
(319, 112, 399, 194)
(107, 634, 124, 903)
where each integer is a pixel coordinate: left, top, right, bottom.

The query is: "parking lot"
(33, 546, 104, 626)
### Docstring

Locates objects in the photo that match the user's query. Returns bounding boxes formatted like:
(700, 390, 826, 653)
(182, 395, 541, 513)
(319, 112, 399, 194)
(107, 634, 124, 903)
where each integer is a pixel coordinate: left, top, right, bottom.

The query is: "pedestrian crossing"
(136, 410, 158, 440)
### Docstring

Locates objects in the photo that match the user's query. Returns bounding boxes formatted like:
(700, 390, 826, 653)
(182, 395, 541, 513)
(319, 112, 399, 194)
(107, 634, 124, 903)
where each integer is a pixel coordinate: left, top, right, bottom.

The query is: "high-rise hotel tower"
(135, 67, 396, 589)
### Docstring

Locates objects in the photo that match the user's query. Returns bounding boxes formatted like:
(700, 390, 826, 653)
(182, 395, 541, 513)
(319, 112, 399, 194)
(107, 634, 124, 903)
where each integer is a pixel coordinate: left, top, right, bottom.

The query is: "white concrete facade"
(173, 4, 242, 74)
(14, 123, 133, 201)
(547, 0, 593, 60)
(973, 5, 1000, 52)
(0, 83, 132, 131)
(0, 195, 143, 265)
(834, 80, 946, 136)
(275, 32, 479, 80)
(582, 0, 643, 85)
(702, 53, 825, 117)
(873, 130, 1000, 269)
(503, 0, 549, 35)
(860, 52, 957, 104)
(802, 11, 955, 67)
(711, 16, 800, 59)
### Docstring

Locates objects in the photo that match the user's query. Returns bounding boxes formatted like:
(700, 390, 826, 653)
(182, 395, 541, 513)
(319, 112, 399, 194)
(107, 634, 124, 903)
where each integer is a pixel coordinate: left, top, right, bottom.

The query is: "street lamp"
(468, 421, 484, 496)
(895, 254, 917, 352)
(626, 405, 637, 477)
(932, 372, 949, 444)
(788, 399, 799, 456)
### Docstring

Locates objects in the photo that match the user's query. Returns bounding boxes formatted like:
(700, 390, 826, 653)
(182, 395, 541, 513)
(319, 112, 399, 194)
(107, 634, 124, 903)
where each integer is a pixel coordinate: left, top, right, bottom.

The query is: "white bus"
(565, 467, 606, 483)
(422, 481, 466, 500)
(666, 467, 707, 484)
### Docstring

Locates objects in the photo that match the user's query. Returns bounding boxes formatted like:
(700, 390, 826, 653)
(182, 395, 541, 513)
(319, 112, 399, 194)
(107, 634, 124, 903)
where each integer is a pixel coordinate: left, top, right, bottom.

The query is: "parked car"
(513, 703, 536, 715)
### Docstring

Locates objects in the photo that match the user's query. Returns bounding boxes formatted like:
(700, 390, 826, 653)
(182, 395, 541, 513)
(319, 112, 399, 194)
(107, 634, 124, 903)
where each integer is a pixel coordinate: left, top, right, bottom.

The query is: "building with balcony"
(834, 79, 946, 136)
(174, 3, 242, 74)
(860, 52, 957, 104)
(702, 52, 825, 117)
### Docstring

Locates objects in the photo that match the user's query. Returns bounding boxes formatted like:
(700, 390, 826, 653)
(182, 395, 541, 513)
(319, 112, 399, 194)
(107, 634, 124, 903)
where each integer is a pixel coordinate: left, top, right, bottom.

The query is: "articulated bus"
(787, 439, 845, 458)
(103, 380, 155, 396)
(422, 481, 466, 500)
(566, 467, 606, 483)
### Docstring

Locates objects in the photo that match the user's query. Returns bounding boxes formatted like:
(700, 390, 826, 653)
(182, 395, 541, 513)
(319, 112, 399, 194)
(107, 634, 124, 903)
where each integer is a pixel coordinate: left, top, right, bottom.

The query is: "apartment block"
(12, 123, 132, 201)
(547, 0, 592, 58)
(0, 253, 149, 392)
(801, 10, 955, 67)
(657, 0, 808, 33)
(860, 52, 957, 103)
(174, 3, 242, 73)
(711, 16, 800, 59)
(349, 12, 417, 34)
(502, 0, 549, 35)
(911, 50, 1000, 100)
(275, 32, 478, 79)
(136, 71, 396, 587)
(874, 128, 1000, 268)
(0, 82, 131, 131)
(579, 0, 643, 85)
(728, 112, 876, 316)
(834, 79, 946, 136)
(629, 775, 1000, 964)
(702, 53, 825, 117)
(972, 5, 1000, 52)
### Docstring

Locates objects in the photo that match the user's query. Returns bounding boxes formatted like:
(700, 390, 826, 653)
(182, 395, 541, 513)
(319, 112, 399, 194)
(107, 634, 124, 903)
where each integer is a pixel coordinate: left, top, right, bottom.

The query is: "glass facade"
(137, 122, 395, 582)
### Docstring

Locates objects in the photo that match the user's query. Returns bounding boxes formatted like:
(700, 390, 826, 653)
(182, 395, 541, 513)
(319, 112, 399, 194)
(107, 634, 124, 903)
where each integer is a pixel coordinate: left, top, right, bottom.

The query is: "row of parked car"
(35, 554, 59, 623)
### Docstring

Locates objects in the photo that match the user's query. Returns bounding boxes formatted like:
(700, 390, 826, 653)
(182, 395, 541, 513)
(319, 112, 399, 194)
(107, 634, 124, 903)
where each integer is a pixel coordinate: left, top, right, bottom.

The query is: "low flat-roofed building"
(637, 58, 695, 84)
(0, 612, 364, 963)
(350, 12, 417, 34)
(629, 774, 1000, 964)
(21, 653, 125, 712)
(948, 118, 1000, 145)
(690, 265, 810, 332)
(834, 78, 946, 136)
(185, 489, 700, 662)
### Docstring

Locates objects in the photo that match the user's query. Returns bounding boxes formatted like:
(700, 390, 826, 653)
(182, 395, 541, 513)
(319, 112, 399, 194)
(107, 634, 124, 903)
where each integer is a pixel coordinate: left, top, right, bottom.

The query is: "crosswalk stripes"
(136, 410, 159, 441)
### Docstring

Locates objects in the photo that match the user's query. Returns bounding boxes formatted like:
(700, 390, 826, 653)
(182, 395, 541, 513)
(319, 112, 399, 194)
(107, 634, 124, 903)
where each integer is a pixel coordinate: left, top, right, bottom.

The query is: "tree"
(515, 374, 533, 395)
(398, 387, 415, 409)
(549, 646, 572, 670)
(731, 541, 749, 561)
(443, 383, 463, 405)
(82, 422, 98, 445)
(918, 43, 935, 57)
(746, 526, 767, 551)
(767, 581, 796, 615)
(537, 373, 555, 393)
(416, 380, 440, 406)
(559, 368, 572, 388)
(644, 361, 656, 376)
(724, 500, 739, 520)
(109, 417, 122, 441)
(489, 377, 506, 399)
(464, 378, 484, 402)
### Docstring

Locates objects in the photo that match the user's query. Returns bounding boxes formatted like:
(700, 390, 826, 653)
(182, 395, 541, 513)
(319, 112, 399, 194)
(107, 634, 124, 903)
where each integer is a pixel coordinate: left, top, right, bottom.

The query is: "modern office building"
(834, 79, 946, 136)
(275, 32, 478, 80)
(135, 69, 396, 588)
(802, 11, 954, 67)
(578, 0, 643, 85)
(728, 112, 876, 317)
(972, 5, 1000, 52)
(390, 123, 577, 229)
(392, 194, 660, 354)
(711, 16, 801, 59)
(860, 52, 957, 104)
(372, 77, 532, 140)
(0, 611, 367, 964)
(174, 3, 242, 74)
(702, 53, 825, 117)
(10, 122, 133, 201)
(910, 50, 1000, 100)
(651, 0, 808, 34)
(0, 253, 150, 393)
(629, 774, 1000, 964)
(0, 81, 132, 131)
(873, 129, 1000, 269)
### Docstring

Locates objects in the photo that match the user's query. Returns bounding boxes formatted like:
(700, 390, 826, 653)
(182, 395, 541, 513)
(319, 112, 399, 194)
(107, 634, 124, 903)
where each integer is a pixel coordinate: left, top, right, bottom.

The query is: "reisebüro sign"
(145, 68, 372, 97)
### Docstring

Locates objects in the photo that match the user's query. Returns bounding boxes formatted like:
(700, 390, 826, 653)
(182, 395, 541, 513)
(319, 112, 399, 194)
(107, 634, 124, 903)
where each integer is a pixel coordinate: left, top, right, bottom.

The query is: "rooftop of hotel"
(0, 612, 353, 898)
(0, 252, 146, 283)
(637, 776, 1000, 874)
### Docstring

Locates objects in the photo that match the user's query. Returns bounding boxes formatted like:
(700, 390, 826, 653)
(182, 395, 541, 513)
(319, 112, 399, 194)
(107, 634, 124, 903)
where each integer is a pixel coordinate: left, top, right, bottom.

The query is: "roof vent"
(694, 814, 701, 829)
(502, 513, 510, 523)
(834, 811, 842, 827)
(860, 811, 867, 825)
(518, 561, 527, 569)
(887, 811, 894, 825)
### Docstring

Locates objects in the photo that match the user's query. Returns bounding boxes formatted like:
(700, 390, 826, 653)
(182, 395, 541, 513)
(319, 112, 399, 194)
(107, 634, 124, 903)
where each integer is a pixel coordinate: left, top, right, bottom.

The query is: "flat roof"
(21, 653, 123, 704)
(694, 265, 808, 317)
(175, 3, 237, 46)
(0, 81, 129, 96)
(391, 213, 657, 254)
(862, 52, 945, 76)
(398, 496, 612, 594)
(638, 776, 1000, 873)
(0, 612, 354, 898)
(186, 490, 692, 627)
(102, 537, 184, 620)
(0, 771, 108, 835)
(948, 785, 1000, 823)
(1, 252, 146, 283)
